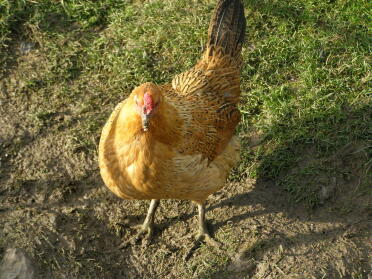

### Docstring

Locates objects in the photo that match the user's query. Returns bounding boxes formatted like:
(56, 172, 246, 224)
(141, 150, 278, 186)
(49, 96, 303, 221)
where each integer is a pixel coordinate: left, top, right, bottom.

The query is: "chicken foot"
(120, 199, 160, 248)
(195, 203, 220, 246)
(184, 202, 221, 260)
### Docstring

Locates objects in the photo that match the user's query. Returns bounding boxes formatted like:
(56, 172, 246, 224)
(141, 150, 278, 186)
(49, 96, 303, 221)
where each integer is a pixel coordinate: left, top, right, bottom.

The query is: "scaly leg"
(195, 203, 221, 247)
(120, 199, 160, 248)
(184, 202, 221, 259)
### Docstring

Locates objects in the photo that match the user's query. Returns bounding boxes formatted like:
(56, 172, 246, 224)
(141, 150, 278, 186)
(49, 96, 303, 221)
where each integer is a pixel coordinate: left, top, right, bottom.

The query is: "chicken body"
(99, 0, 246, 247)
(99, 72, 241, 203)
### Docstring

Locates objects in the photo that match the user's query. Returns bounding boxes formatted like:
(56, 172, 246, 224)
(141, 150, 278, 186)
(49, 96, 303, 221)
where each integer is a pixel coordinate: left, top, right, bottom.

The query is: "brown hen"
(99, 0, 246, 247)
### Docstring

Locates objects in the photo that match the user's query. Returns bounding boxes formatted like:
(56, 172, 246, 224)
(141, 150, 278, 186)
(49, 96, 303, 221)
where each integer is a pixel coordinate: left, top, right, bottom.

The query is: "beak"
(141, 113, 150, 132)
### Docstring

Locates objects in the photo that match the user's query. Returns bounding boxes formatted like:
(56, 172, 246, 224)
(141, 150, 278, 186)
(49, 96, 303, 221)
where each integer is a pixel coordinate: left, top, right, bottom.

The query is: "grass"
(0, 0, 371, 277)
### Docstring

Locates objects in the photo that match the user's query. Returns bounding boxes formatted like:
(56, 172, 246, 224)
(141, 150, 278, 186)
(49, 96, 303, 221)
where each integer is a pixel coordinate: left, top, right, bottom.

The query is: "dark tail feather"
(207, 0, 246, 58)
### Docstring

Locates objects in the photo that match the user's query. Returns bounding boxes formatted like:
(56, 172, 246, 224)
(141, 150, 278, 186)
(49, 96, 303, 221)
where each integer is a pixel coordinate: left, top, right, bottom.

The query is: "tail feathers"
(207, 0, 246, 58)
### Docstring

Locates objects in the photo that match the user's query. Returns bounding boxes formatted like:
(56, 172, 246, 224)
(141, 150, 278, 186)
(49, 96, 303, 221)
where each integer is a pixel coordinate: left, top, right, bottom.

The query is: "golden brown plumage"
(99, 0, 246, 247)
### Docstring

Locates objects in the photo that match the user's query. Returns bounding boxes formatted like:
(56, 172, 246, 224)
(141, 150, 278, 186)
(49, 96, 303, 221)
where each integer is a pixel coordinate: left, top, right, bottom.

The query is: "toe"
(119, 225, 155, 249)
(203, 234, 221, 248)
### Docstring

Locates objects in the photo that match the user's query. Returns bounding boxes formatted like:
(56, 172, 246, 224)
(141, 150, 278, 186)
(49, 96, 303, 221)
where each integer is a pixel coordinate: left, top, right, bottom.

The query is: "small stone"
(19, 42, 35, 55)
(319, 177, 337, 203)
(0, 248, 35, 279)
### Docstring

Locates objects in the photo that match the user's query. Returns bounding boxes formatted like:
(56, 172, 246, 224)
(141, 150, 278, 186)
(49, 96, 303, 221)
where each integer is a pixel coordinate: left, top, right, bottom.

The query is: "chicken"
(99, 0, 246, 247)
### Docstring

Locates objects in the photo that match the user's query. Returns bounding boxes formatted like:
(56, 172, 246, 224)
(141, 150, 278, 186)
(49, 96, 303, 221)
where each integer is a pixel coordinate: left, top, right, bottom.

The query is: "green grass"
(1, 0, 370, 205)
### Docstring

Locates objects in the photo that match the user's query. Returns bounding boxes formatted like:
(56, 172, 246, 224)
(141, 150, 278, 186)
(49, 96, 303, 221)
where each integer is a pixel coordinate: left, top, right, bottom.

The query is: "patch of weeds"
(187, 249, 230, 279)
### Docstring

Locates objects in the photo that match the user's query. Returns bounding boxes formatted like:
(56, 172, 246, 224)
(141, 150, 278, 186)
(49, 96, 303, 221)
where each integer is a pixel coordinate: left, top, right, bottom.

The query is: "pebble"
(0, 248, 35, 279)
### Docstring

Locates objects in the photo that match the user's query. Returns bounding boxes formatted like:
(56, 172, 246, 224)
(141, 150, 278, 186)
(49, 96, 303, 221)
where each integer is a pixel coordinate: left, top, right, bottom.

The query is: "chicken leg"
(196, 203, 220, 247)
(184, 202, 221, 259)
(120, 199, 160, 248)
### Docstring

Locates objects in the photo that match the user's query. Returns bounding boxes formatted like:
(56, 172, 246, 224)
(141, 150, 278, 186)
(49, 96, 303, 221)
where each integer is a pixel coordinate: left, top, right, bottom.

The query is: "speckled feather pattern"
(99, 0, 246, 204)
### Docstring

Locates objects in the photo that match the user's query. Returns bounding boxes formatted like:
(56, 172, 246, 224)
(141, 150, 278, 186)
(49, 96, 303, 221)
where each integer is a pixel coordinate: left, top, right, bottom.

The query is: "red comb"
(143, 92, 154, 114)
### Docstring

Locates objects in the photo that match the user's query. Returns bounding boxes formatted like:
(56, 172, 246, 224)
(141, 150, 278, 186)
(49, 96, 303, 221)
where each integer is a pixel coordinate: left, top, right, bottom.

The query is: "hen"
(99, 0, 246, 247)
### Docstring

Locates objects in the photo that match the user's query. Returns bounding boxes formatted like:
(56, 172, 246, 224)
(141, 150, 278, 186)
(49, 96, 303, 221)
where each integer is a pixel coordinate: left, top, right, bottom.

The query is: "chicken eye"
(134, 95, 139, 105)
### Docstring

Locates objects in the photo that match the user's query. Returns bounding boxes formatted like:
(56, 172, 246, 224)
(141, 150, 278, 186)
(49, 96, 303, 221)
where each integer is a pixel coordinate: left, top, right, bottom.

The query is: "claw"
(119, 199, 160, 249)
(196, 232, 221, 248)
(183, 202, 222, 260)
(183, 231, 221, 261)
(119, 224, 154, 249)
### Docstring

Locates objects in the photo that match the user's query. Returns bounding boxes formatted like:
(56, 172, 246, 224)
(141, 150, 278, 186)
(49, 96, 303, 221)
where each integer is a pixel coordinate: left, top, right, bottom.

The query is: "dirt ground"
(0, 50, 371, 279)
